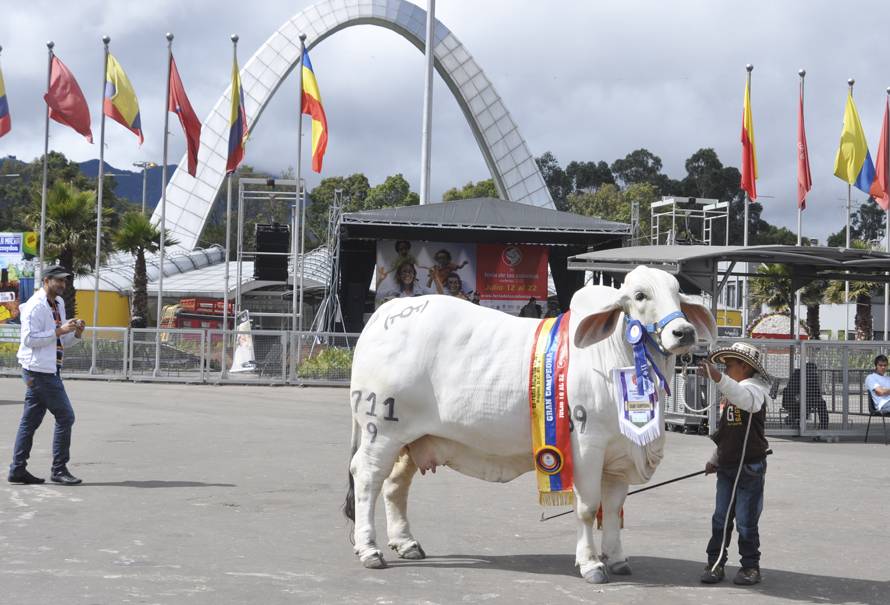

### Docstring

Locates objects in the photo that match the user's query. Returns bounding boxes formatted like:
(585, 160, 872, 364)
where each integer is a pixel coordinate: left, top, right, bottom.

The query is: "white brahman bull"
(344, 265, 716, 582)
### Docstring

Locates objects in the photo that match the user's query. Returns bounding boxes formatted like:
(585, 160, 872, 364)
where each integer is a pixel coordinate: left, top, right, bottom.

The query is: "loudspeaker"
(254, 223, 290, 281)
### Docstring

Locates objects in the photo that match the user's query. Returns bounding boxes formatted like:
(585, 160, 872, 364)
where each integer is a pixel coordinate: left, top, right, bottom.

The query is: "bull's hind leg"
(601, 476, 631, 575)
(351, 435, 402, 569)
(383, 451, 425, 559)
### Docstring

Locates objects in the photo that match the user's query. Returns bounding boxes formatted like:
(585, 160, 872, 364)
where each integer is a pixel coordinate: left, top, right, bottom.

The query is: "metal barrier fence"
(663, 338, 890, 438)
(0, 324, 886, 437)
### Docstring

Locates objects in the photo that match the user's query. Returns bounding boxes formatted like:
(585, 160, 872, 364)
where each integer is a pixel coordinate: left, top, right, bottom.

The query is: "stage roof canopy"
(567, 245, 890, 291)
(340, 197, 629, 245)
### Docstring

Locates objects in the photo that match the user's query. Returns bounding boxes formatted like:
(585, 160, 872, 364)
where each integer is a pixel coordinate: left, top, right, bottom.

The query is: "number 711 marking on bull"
(352, 391, 398, 443)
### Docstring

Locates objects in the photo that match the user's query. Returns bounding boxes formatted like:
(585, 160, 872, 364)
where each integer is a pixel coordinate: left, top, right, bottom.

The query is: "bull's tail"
(343, 415, 360, 537)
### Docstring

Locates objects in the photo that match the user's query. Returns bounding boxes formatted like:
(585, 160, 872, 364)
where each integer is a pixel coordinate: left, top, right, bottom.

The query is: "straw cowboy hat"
(708, 342, 770, 380)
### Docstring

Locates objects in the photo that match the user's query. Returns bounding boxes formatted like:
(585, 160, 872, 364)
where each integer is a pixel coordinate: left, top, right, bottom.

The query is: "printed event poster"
(0, 232, 38, 326)
(375, 240, 476, 308)
(476, 244, 549, 316)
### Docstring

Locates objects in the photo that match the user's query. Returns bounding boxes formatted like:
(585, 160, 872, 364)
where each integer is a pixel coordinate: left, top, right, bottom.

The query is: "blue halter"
(624, 310, 686, 397)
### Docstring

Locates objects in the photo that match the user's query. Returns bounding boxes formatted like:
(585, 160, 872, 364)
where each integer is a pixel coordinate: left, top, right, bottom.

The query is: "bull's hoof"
(397, 543, 426, 560)
(583, 565, 609, 584)
(609, 559, 632, 575)
(361, 552, 387, 569)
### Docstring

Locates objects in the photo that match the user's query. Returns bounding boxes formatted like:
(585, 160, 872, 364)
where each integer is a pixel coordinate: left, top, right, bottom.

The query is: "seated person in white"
(865, 354, 890, 413)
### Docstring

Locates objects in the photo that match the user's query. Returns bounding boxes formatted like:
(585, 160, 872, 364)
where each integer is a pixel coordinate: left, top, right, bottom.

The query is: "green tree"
(827, 199, 887, 247)
(566, 160, 613, 192)
(825, 240, 882, 340)
(610, 148, 664, 188)
(566, 182, 658, 240)
(800, 278, 826, 339)
(365, 174, 419, 209)
(113, 212, 179, 327)
(442, 179, 498, 201)
(24, 181, 115, 316)
(306, 173, 371, 243)
(535, 151, 572, 210)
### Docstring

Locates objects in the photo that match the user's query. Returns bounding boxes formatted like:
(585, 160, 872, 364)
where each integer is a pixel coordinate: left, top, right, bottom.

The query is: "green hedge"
(297, 347, 353, 380)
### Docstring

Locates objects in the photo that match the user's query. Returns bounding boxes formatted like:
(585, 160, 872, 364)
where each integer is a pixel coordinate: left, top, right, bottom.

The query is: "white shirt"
(865, 372, 890, 412)
(17, 288, 78, 373)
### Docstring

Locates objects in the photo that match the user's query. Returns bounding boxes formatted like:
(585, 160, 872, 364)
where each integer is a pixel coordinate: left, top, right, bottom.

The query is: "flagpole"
(844, 78, 855, 341)
(222, 34, 238, 379)
(419, 0, 435, 204)
(795, 69, 805, 339)
(154, 33, 174, 377)
(38, 41, 55, 286)
(742, 63, 752, 335)
(90, 36, 110, 375)
(884, 87, 890, 342)
(293, 33, 305, 334)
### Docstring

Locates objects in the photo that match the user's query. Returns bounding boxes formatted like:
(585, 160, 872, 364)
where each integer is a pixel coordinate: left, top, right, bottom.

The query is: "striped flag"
(225, 55, 248, 174)
(301, 48, 328, 173)
(740, 77, 757, 200)
(104, 53, 143, 144)
(834, 91, 875, 194)
(0, 55, 10, 138)
(870, 98, 890, 211)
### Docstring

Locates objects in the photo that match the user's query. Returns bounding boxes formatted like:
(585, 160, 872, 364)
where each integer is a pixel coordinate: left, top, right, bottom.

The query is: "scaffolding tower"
(309, 189, 345, 340)
(650, 196, 729, 246)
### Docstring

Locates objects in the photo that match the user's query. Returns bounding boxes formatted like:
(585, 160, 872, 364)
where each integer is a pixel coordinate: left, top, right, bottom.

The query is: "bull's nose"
(672, 325, 695, 344)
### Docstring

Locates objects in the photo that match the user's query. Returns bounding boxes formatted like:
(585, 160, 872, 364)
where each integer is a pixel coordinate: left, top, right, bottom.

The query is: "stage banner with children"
(476, 244, 549, 316)
(375, 240, 476, 308)
(0, 232, 38, 325)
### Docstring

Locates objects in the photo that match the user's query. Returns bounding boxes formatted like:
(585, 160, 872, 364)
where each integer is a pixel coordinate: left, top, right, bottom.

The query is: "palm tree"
(113, 212, 178, 328)
(25, 181, 114, 316)
(749, 263, 792, 311)
(825, 240, 882, 340)
(800, 279, 826, 340)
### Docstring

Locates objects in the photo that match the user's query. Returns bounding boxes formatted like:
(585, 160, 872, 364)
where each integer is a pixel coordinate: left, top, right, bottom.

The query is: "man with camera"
(7, 265, 85, 486)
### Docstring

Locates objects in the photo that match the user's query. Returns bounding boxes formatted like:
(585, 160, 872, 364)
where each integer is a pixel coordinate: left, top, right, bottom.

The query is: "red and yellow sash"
(528, 312, 574, 506)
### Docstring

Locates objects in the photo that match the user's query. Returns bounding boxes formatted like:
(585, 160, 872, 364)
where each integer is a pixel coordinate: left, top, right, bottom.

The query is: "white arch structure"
(156, 0, 554, 250)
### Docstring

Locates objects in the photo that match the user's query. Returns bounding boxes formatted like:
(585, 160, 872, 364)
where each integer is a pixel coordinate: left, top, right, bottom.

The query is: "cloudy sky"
(2, 0, 889, 243)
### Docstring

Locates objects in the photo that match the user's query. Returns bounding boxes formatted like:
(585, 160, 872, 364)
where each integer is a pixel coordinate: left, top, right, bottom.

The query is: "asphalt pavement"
(0, 378, 887, 605)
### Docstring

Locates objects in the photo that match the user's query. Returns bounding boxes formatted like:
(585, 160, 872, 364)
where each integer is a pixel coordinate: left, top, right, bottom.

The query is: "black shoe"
(8, 469, 45, 484)
(700, 563, 725, 584)
(50, 470, 82, 485)
(733, 567, 761, 585)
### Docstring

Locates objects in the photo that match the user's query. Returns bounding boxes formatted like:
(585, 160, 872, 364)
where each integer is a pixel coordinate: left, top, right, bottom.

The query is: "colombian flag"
(740, 78, 757, 200)
(226, 56, 248, 174)
(104, 54, 143, 144)
(0, 57, 10, 138)
(301, 48, 328, 173)
(834, 91, 875, 194)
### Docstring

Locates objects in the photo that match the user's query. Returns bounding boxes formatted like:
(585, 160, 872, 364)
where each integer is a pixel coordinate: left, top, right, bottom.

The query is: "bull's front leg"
(600, 476, 631, 575)
(573, 448, 608, 583)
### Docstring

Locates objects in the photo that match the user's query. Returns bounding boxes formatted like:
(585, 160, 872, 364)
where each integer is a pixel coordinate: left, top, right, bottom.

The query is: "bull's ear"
(679, 293, 717, 344)
(570, 285, 624, 348)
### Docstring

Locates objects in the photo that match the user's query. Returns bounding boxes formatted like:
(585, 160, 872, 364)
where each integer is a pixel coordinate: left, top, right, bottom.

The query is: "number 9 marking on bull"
(573, 406, 588, 434)
(366, 422, 378, 443)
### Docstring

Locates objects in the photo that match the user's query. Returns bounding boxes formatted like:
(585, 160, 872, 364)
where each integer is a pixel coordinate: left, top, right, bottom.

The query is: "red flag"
(797, 84, 812, 210)
(43, 56, 93, 143)
(870, 98, 890, 211)
(168, 55, 201, 177)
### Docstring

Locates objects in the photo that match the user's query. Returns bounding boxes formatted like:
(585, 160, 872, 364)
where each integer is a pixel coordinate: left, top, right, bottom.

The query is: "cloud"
(2, 0, 889, 244)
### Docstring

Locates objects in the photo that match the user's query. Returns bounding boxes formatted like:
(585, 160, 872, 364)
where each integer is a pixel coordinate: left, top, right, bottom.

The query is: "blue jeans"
(9, 369, 75, 475)
(706, 459, 766, 569)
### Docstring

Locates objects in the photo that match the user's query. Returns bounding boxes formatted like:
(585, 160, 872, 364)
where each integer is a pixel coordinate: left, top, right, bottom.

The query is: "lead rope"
(679, 352, 715, 413)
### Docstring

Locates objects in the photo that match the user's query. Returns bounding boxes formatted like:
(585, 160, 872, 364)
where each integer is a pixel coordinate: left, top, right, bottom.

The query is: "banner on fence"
(476, 244, 549, 316)
(229, 311, 257, 373)
(0, 232, 37, 325)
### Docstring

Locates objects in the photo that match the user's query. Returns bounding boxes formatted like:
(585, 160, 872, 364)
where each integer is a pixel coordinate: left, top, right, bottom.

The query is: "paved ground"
(0, 378, 888, 605)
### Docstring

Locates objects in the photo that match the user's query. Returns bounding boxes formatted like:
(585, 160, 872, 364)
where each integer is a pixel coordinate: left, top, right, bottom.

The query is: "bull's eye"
(634, 291, 647, 302)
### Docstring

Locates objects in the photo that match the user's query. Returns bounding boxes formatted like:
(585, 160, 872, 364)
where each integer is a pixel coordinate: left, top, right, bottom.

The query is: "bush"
(297, 347, 353, 380)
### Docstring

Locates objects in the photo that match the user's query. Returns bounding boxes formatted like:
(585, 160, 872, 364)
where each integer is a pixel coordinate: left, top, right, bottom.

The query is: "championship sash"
(528, 312, 574, 506)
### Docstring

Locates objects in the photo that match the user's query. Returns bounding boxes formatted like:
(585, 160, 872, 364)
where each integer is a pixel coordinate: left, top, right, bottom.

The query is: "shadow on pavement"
(390, 554, 888, 604)
(80, 480, 236, 488)
(0, 400, 22, 406)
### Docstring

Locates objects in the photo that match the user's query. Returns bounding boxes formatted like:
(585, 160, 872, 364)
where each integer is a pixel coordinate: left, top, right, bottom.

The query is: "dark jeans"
(706, 458, 766, 569)
(9, 369, 75, 475)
